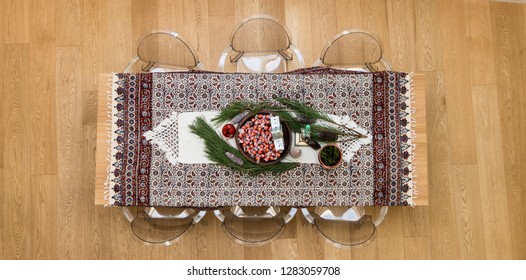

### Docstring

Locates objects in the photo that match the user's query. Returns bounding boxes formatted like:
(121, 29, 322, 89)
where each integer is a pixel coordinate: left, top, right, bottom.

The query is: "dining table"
(94, 68, 428, 208)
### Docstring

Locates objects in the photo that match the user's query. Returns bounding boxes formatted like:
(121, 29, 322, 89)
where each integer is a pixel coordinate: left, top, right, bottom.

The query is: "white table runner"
(145, 111, 372, 165)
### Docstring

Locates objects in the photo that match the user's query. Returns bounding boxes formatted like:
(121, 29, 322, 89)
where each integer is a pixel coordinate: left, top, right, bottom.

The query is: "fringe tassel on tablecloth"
(103, 73, 119, 207)
(143, 111, 180, 165)
(407, 73, 417, 206)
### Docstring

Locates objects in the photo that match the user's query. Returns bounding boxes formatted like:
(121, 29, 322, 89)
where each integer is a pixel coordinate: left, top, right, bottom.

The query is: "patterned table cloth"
(105, 67, 415, 207)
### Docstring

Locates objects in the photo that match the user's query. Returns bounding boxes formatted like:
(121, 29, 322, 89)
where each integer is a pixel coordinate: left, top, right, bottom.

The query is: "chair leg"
(141, 61, 155, 72)
(373, 206, 389, 227)
(300, 208, 315, 224)
(283, 207, 297, 223)
(229, 50, 245, 63)
(278, 49, 293, 61)
(213, 209, 226, 222)
(366, 63, 378, 72)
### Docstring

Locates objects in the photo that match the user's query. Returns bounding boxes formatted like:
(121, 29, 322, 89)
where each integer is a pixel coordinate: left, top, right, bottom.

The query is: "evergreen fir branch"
(211, 98, 366, 144)
(275, 110, 361, 142)
(310, 124, 344, 135)
(211, 101, 284, 125)
(211, 101, 256, 124)
(272, 111, 304, 132)
(274, 97, 367, 138)
(274, 97, 334, 124)
(189, 116, 299, 175)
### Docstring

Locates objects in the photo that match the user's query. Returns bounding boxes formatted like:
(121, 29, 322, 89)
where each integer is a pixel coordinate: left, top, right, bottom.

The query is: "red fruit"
(222, 124, 236, 138)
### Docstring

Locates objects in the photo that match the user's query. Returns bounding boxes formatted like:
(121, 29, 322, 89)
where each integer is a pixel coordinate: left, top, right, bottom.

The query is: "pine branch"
(211, 98, 366, 145)
(211, 101, 284, 125)
(211, 101, 255, 124)
(274, 97, 366, 138)
(189, 116, 299, 175)
(311, 124, 344, 135)
(272, 111, 304, 132)
(274, 97, 335, 124)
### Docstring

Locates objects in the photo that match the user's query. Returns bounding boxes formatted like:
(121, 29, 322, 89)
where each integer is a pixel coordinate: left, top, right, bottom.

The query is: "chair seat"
(223, 214, 286, 245)
(149, 66, 188, 73)
(237, 53, 287, 73)
(214, 206, 296, 246)
(122, 206, 206, 246)
(131, 212, 195, 245)
(314, 217, 376, 247)
(146, 207, 196, 219)
(316, 206, 365, 221)
(218, 15, 304, 73)
(123, 30, 204, 73)
(231, 205, 280, 218)
(301, 206, 388, 248)
(313, 29, 392, 72)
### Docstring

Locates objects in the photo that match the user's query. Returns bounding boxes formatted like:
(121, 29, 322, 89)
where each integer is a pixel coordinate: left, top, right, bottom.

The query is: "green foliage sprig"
(211, 101, 283, 125)
(319, 145, 342, 166)
(274, 97, 366, 139)
(189, 116, 299, 176)
(212, 98, 366, 142)
(274, 97, 334, 124)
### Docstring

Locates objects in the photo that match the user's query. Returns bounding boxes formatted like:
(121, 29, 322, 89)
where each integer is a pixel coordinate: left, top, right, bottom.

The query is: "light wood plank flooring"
(1, 0, 525, 259)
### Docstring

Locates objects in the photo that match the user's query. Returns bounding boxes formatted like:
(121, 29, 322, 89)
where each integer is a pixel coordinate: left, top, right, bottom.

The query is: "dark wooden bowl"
(234, 111, 291, 166)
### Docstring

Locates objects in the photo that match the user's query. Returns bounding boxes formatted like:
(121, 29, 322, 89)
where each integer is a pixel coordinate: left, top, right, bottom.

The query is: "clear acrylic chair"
(124, 30, 205, 73)
(313, 29, 392, 72)
(122, 206, 206, 246)
(301, 206, 388, 248)
(214, 206, 296, 246)
(218, 15, 305, 73)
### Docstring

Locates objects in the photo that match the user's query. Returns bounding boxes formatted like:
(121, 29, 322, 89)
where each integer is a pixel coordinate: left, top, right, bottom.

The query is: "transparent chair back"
(218, 15, 305, 73)
(124, 30, 205, 73)
(301, 206, 388, 248)
(214, 206, 296, 246)
(313, 29, 392, 72)
(122, 206, 206, 246)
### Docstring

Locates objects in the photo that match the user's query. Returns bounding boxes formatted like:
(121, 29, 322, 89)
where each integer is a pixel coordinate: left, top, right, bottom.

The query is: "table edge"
(93, 72, 429, 206)
(94, 73, 112, 206)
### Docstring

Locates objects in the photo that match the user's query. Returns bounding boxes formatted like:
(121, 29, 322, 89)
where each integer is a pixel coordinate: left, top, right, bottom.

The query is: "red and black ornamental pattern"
(112, 73, 152, 206)
(110, 68, 413, 207)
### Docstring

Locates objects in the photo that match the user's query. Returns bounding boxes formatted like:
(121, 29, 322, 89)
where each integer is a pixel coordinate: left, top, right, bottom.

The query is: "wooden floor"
(1, 0, 525, 260)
